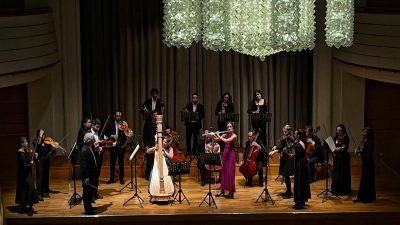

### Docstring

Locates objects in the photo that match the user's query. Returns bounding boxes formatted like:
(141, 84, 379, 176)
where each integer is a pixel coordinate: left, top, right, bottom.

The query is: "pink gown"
(220, 132, 236, 192)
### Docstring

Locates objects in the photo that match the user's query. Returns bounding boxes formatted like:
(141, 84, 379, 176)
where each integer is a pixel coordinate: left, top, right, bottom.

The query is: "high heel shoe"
(215, 191, 225, 197)
(225, 192, 234, 199)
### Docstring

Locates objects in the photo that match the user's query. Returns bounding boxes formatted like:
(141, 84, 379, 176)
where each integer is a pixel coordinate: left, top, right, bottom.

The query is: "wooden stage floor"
(2, 162, 400, 225)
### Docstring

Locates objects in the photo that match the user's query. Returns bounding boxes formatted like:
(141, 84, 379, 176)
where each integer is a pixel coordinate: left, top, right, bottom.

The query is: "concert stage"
(2, 160, 400, 225)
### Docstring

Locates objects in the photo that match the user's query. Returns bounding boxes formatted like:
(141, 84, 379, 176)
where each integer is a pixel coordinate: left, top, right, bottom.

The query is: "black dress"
(356, 139, 376, 203)
(276, 137, 295, 177)
(331, 135, 352, 195)
(15, 151, 39, 207)
(247, 99, 268, 142)
(293, 143, 311, 204)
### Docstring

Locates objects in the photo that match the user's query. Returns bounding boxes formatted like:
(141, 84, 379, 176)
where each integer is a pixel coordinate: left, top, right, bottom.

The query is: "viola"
(118, 121, 133, 136)
(239, 133, 260, 177)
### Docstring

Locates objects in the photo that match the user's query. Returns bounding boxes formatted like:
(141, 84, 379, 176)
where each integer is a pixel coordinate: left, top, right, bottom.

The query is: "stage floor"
(2, 162, 400, 225)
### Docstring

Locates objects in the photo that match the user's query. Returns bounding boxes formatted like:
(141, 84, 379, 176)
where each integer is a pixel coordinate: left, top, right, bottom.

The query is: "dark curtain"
(80, 0, 313, 148)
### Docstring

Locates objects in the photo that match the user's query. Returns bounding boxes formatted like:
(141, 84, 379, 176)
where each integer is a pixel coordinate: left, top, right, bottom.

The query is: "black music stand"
(220, 113, 240, 123)
(180, 111, 199, 122)
(198, 152, 221, 209)
(120, 135, 141, 193)
(256, 144, 275, 205)
(317, 142, 340, 203)
(169, 161, 191, 205)
(123, 144, 144, 207)
(67, 142, 81, 208)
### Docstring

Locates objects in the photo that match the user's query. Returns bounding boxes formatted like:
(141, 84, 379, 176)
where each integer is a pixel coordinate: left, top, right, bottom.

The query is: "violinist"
(32, 129, 52, 201)
(15, 137, 39, 216)
(331, 124, 351, 196)
(91, 118, 103, 200)
(247, 90, 268, 142)
(184, 93, 205, 157)
(242, 130, 267, 187)
(139, 88, 164, 119)
(305, 125, 323, 183)
(104, 110, 132, 184)
(143, 110, 171, 181)
(269, 125, 295, 199)
(77, 117, 92, 150)
(193, 131, 213, 186)
(292, 130, 311, 209)
(353, 127, 376, 203)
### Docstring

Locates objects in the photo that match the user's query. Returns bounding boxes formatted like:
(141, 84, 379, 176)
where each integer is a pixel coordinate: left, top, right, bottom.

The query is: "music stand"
(120, 135, 141, 193)
(256, 144, 275, 205)
(220, 113, 239, 123)
(250, 112, 272, 123)
(169, 161, 191, 205)
(198, 152, 221, 209)
(317, 139, 341, 203)
(123, 144, 144, 207)
(180, 111, 199, 122)
(67, 142, 81, 208)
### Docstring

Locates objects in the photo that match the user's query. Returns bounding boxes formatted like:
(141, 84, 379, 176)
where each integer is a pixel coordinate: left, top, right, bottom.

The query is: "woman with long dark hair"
(247, 90, 268, 142)
(353, 127, 376, 203)
(215, 92, 234, 132)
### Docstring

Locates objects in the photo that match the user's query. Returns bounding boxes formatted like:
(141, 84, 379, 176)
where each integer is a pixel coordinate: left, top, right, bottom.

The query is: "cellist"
(241, 130, 267, 187)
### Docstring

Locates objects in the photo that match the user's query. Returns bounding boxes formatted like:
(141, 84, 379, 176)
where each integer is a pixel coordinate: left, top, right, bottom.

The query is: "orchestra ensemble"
(14, 88, 376, 216)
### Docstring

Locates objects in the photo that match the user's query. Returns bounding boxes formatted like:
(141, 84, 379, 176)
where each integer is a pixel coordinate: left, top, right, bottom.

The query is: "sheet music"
(129, 145, 140, 161)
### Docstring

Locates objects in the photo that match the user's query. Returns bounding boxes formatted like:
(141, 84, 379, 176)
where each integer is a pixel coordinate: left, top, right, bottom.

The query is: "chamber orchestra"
(14, 89, 376, 216)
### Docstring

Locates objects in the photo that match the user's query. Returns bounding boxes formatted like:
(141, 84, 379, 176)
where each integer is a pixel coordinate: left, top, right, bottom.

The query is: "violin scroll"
(118, 121, 133, 136)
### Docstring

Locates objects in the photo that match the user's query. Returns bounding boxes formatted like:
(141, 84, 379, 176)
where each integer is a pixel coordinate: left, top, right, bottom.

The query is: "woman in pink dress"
(215, 121, 237, 198)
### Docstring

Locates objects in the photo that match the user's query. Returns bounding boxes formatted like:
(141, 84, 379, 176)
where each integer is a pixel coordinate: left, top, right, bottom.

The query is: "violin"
(44, 137, 66, 154)
(118, 121, 133, 136)
(355, 138, 366, 154)
(98, 139, 114, 148)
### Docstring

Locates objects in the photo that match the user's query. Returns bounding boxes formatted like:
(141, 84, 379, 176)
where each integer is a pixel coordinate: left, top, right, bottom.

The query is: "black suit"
(140, 98, 163, 115)
(194, 139, 209, 182)
(142, 119, 171, 180)
(184, 102, 205, 154)
(80, 145, 97, 214)
(243, 139, 267, 185)
(104, 120, 128, 181)
(308, 134, 323, 182)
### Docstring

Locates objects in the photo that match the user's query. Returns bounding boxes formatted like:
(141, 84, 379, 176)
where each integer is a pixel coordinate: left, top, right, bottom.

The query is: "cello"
(168, 131, 186, 163)
(148, 115, 175, 202)
(239, 133, 260, 177)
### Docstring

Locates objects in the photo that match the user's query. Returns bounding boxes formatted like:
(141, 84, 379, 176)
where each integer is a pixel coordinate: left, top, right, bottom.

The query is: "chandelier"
(163, 0, 353, 60)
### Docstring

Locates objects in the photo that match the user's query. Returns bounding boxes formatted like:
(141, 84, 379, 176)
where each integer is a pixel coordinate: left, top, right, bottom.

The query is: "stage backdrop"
(79, 0, 313, 148)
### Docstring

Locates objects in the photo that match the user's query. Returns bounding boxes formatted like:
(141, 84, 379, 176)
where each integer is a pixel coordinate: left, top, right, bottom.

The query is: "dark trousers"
(109, 149, 125, 181)
(308, 156, 323, 181)
(186, 125, 200, 154)
(197, 159, 205, 182)
(36, 155, 50, 195)
(246, 161, 265, 184)
(82, 181, 93, 213)
(145, 153, 155, 180)
(94, 154, 103, 196)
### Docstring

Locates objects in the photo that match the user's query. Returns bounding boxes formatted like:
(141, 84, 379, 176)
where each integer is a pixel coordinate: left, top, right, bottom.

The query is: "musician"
(143, 110, 171, 181)
(91, 118, 103, 200)
(215, 92, 234, 133)
(353, 127, 376, 203)
(242, 130, 267, 187)
(184, 93, 205, 156)
(104, 110, 131, 184)
(247, 90, 268, 142)
(15, 137, 39, 216)
(77, 117, 92, 150)
(146, 137, 174, 183)
(215, 121, 237, 199)
(80, 133, 97, 215)
(193, 132, 213, 186)
(140, 88, 164, 117)
(305, 125, 323, 183)
(292, 129, 311, 209)
(32, 129, 53, 201)
(331, 124, 351, 195)
(269, 125, 295, 199)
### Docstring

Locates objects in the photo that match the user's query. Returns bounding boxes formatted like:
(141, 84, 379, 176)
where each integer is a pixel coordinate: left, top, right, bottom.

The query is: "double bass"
(148, 115, 175, 202)
(239, 133, 260, 177)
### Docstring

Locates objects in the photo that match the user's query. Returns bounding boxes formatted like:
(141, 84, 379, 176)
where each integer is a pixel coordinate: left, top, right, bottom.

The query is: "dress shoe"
(120, 180, 125, 184)
(309, 179, 315, 184)
(215, 191, 225, 197)
(106, 180, 114, 184)
(353, 199, 362, 203)
(246, 182, 253, 187)
(259, 183, 264, 187)
(292, 204, 306, 210)
(225, 192, 234, 199)
(95, 194, 103, 199)
(84, 211, 96, 215)
(42, 194, 50, 198)
(201, 180, 205, 186)
(38, 195, 44, 201)
(283, 193, 293, 199)
(27, 208, 34, 216)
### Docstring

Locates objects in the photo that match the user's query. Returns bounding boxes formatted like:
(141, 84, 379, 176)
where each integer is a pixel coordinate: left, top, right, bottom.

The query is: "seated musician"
(305, 125, 323, 183)
(146, 137, 174, 184)
(242, 130, 268, 187)
(193, 131, 213, 186)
